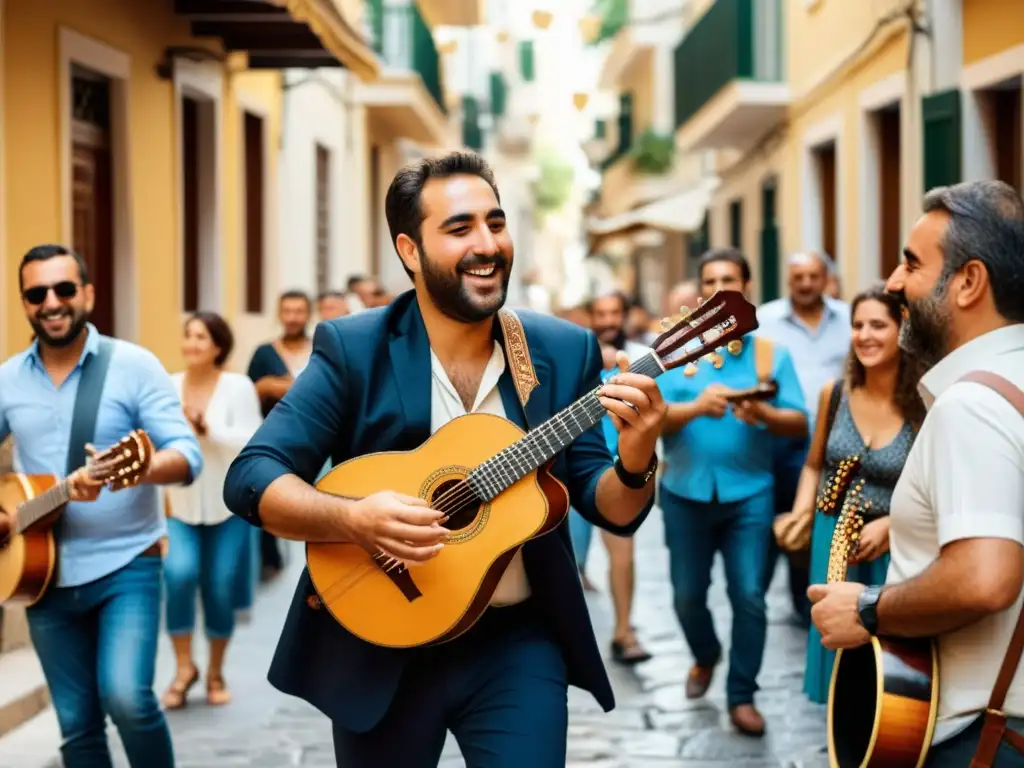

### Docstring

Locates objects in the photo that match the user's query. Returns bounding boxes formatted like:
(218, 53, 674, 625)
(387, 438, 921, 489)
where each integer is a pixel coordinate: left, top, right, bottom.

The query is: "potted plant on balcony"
(629, 128, 675, 175)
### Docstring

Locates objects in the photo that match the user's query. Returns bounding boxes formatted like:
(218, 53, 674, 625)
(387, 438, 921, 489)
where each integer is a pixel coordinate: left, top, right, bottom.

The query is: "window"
(315, 144, 331, 296)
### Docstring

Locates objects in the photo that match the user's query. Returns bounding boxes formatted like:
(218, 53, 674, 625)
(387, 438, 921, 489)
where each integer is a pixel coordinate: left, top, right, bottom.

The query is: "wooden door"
(70, 71, 115, 336)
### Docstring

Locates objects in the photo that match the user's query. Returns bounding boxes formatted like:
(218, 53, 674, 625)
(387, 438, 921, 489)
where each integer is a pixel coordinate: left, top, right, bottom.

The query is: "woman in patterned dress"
(774, 283, 926, 703)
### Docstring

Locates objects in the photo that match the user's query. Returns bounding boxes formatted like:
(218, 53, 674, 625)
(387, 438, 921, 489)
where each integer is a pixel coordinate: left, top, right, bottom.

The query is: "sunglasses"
(23, 281, 79, 306)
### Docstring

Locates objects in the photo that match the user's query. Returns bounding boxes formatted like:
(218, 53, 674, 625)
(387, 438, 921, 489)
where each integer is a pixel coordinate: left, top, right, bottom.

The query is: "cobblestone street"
(1, 507, 832, 767)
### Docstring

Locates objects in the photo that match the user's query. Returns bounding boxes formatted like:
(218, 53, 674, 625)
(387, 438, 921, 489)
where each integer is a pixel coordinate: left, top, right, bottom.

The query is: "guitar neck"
(468, 352, 665, 501)
(14, 478, 73, 534)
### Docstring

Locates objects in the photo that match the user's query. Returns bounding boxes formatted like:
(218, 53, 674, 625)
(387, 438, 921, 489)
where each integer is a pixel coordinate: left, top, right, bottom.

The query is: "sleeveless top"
(819, 392, 914, 519)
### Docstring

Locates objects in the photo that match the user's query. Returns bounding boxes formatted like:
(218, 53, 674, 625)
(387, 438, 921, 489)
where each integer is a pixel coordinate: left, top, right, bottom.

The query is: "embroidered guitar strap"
(497, 309, 540, 410)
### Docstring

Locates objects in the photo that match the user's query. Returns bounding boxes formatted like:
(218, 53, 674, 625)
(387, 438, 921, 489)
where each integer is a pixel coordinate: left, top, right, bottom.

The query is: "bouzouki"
(826, 460, 939, 768)
(307, 290, 759, 649)
(0, 430, 153, 606)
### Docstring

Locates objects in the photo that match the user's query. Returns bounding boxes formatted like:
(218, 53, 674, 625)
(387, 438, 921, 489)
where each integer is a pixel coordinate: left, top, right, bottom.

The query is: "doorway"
(760, 178, 780, 303)
(812, 141, 837, 264)
(876, 103, 902, 278)
(978, 77, 1022, 192)
(70, 66, 115, 336)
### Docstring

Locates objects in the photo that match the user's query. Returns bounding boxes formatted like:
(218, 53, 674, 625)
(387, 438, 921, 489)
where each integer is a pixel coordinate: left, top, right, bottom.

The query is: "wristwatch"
(857, 585, 884, 635)
(614, 453, 659, 489)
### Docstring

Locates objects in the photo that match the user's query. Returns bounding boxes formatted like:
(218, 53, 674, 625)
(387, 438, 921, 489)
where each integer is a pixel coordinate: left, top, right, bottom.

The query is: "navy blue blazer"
(222, 290, 653, 733)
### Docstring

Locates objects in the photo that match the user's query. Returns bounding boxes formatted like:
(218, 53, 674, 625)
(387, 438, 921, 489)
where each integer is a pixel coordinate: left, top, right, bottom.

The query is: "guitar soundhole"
(832, 645, 878, 767)
(431, 479, 480, 532)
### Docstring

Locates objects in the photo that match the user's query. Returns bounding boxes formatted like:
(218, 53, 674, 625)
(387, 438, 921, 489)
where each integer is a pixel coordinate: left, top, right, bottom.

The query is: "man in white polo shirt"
(808, 179, 1024, 765)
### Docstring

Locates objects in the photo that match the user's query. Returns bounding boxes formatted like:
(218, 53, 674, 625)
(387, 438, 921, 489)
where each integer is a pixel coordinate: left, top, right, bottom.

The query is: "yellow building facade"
(0, 0, 379, 371)
(674, 0, 1023, 302)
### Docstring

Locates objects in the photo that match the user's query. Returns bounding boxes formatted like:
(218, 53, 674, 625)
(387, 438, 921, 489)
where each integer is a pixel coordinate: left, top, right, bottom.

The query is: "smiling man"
(222, 152, 666, 767)
(0, 244, 202, 768)
(808, 180, 1024, 765)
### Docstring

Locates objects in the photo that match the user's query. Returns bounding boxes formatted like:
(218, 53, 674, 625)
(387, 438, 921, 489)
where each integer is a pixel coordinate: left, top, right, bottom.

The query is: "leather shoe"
(729, 704, 765, 737)
(685, 663, 715, 699)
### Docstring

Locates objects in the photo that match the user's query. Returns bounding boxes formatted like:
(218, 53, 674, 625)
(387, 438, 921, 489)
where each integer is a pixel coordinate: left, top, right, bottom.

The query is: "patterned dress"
(803, 393, 914, 703)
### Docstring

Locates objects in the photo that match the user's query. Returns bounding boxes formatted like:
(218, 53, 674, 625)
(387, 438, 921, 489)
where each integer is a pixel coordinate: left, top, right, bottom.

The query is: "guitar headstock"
(652, 291, 759, 373)
(826, 479, 867, 584)
(86, 430, 153, 490)
(816, 454, 862, 514)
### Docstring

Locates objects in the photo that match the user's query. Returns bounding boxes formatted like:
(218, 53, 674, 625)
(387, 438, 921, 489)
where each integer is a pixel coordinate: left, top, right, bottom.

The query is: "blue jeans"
(164, 515, 250, 638)
(926, 715, 1024, 766)
(660, 486, 774, 708)
(27, 553, 173, 768)
(568, 508, 593, 570)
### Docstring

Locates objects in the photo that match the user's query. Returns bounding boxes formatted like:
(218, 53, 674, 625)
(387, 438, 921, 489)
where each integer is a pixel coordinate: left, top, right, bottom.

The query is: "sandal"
(161, 665, 199, 710)
(206, 674, 232, 706)
(611, 636, 652, 666)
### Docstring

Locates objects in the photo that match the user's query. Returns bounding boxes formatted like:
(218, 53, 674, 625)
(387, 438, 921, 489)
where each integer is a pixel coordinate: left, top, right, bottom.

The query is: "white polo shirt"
(886, 324, 1024, 743)
(430, 342, 532, 606)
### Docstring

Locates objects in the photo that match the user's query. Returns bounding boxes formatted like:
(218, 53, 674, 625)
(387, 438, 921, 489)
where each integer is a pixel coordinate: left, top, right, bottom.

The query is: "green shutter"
(729, 199, 742, 248)
(922, 89, 962, 192)
(617, 91, 633, 154)
(519, 41, 535, 82)
(489, 72, 506, 117)
(595, 119, 607, 140)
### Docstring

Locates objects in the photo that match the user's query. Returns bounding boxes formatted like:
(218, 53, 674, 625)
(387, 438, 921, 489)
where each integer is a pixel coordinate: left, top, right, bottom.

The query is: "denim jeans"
(27, 553, 173, 768)
(164, 515, 250, 638)
(660, 486, 774, 708)
(926, 715, 1024, 766)
(568, 508, 593, 570)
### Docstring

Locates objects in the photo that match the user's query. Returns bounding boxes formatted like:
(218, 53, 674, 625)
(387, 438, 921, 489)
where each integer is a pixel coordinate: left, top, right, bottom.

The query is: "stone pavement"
(0, 507, 832, 767)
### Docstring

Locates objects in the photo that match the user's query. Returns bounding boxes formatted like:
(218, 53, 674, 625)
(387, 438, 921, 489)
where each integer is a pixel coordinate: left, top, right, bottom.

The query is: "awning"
(586, 176, 719, 238)
(176, 0, 380, 81)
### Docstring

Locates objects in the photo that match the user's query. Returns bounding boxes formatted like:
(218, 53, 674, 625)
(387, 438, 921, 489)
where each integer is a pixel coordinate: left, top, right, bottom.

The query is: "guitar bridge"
(371, 552, 423, 603)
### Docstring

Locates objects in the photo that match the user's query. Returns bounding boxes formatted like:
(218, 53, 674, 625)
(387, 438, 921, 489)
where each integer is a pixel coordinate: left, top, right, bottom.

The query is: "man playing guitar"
(809, 180, 1024, 766)
(223, 152, 666, 767)
(0, 245, 203, 768)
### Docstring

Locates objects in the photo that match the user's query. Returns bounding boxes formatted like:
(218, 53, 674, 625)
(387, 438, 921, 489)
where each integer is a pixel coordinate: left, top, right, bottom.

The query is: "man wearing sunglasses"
(0, 244, 203, 768)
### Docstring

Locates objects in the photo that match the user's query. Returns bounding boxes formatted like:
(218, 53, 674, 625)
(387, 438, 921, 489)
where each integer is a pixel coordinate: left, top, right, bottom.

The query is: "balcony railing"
(462, 96, 483, 150)
(367, 1, 446, 113)
(673, 0, 783, 129)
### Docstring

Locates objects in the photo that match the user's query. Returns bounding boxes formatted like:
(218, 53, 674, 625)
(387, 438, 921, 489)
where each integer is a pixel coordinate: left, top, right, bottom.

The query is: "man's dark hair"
(346, 275, 368, 291)
(279, 289, 311, 307)
(19, 244, 90, 292)
(697, 247, 751, 283)
(384, 151, 501, 277)
(187, 311, 234, 367)
(317, 290, 346, 302)
(587, 290, 630, 314)
(922, 180, 1024, 323)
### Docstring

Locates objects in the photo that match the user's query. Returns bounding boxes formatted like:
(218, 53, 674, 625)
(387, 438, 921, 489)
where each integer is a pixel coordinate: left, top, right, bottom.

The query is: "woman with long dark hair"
(774, 283, 926, 703)
(161, 312, 262, 708)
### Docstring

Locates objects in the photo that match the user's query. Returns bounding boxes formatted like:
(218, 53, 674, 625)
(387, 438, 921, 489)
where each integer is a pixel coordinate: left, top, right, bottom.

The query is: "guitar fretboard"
(467, 351, 665, 501)
(15, 479, 72, 534)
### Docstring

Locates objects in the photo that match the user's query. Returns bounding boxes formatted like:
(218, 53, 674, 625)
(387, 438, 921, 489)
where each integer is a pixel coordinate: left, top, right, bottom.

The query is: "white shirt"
(886, 324, 1024, 743)
(164, 372, 263, 526)
(430, 341, 532, 606)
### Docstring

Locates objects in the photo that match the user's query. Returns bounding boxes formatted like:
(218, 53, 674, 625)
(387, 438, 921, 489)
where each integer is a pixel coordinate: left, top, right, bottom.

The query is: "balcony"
(355, 1, 448, 147)
(414, 0, 485, 27)
(673, 0, 789, 152)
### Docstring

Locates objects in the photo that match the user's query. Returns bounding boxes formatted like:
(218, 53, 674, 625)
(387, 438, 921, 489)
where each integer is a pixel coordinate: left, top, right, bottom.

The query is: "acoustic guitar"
(826, 460, 938, 768)
(0, 430, 153, 606)
(307, 290, 759, 648)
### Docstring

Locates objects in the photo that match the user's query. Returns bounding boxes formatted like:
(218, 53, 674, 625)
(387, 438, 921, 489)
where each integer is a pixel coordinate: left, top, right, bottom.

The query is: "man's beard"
(596, 327, 627, 350)
(30, 307, 89, 348)
(898, 278, 952, 368)
(420, 245, 511, 324)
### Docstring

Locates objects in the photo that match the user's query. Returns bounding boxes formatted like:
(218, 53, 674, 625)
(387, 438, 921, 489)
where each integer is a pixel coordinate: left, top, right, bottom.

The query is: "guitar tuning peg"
(697, 297, 704, 306)
(678, 305, 690, 317)
(660, 316, 674, 330)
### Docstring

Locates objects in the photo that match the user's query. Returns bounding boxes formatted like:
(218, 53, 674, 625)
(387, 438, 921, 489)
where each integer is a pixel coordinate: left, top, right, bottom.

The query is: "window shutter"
(922, 89, 962, 192)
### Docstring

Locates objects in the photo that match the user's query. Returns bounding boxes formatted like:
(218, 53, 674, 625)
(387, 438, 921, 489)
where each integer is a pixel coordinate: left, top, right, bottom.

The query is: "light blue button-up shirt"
(0, 325, 203, 587)
(659, 334, 806, 504)
(756, 297, 850, 426)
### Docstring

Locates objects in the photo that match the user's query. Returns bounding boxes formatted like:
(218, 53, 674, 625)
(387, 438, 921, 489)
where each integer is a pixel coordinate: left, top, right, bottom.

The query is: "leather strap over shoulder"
(754, 335, 773, 383)
(497, 309, 540, 409)
(959, 371, 1024, 768)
